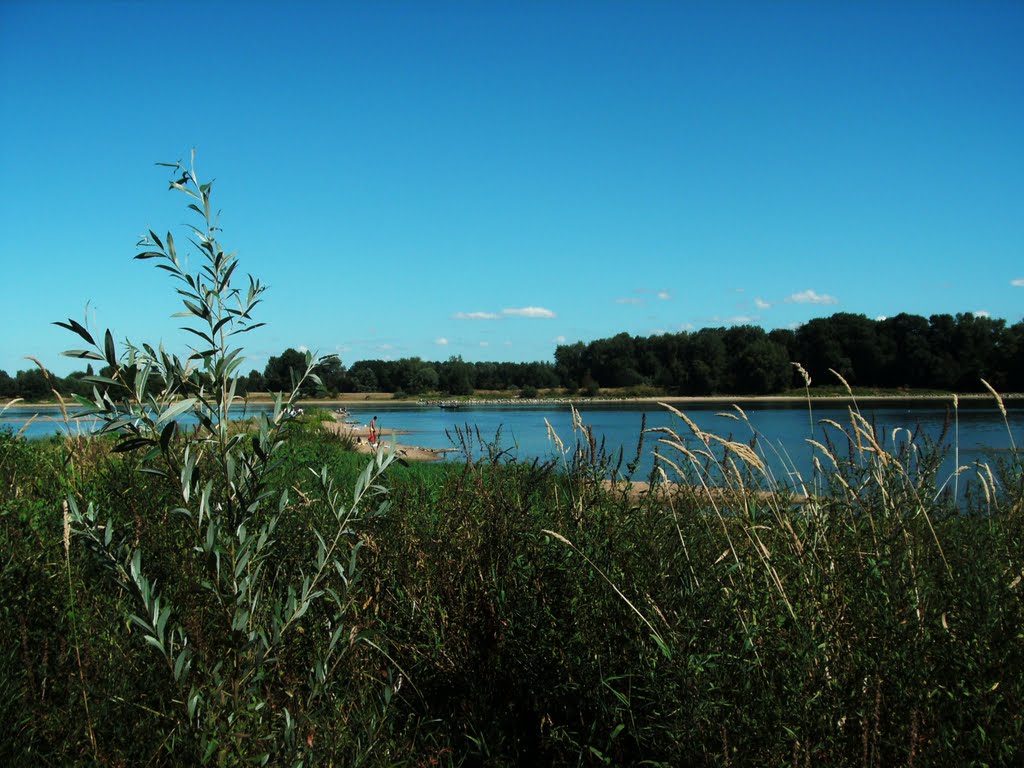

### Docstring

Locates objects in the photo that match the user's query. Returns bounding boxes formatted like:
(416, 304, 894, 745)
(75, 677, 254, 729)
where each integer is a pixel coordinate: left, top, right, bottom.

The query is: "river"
(5, 398, 1021, 498)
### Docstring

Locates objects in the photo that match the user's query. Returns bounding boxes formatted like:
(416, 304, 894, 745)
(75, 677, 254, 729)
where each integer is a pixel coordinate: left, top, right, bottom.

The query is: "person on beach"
(368, 416, 378, 445)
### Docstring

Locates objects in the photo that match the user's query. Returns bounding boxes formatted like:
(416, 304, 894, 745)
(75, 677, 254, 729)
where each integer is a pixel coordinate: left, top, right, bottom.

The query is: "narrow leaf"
(156, 397, 197, 426)
(112, 437, 155, 453)
(104, 329, 117, 367)
(53, 318, 96, 345)
(62, 349, 105, 360)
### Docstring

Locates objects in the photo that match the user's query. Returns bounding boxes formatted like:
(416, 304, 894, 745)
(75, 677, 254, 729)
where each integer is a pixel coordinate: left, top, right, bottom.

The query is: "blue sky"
(1, 0, 1022, 377)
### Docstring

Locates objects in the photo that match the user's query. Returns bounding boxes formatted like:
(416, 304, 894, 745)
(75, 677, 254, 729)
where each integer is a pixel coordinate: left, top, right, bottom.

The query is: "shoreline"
(4, 391, 1021, 412)
(320, 419, 452, 462)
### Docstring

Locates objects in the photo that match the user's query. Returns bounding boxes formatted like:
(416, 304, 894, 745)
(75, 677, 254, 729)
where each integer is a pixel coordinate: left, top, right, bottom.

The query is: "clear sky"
(1, 0, 1022, 377)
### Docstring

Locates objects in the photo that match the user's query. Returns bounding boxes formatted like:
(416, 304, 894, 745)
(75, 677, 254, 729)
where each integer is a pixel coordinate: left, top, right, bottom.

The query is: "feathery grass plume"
(980, 379, 1007, 419)
(659, 402, 709, 444)
(829, 368, 854, 397)
(819, 418, 845, 433)
(981, 378, 1017, 456)
(792, 361, 811, 387)
(544, 417, 565, 456)
(806, 438, 839, 471)
(793, 361, 814, 434)
(850, 409, 893, 467)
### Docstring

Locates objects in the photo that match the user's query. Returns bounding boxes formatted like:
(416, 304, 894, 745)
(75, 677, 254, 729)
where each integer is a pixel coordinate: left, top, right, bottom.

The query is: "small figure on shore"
(368, 416, 378, 445)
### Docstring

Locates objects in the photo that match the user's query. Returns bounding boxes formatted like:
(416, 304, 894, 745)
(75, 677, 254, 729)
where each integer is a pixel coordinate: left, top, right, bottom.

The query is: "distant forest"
(3, 312, 1022, 401)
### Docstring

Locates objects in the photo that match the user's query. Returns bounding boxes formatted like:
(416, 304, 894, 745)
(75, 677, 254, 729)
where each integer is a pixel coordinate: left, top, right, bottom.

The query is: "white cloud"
(434, 337, 449, 346)
(729, 315, 757, 324)
(876, 315, 888, 321)
(1012, 278, 1024, 287)
(657, 291, 671, 300)
(553, 335, 566, 344)
(615, 298, 644, 305)
(479, 341, 490, 347)
(297, 345, 309, 353)
(454, 311, 500, 320)
(785, 289, 839, 305)
(973, 310, 991, 318)
(502, 306, 556, 318)
(754, 297, 771, 310)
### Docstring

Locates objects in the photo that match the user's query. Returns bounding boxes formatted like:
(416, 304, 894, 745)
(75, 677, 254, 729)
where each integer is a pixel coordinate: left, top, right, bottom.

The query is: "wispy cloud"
(1012, 278, 1024, 287)
(729, 315, 758, 324)
(657, 291, 671, 300)
(553, 335, 566, 344)
(479, 341, 490, 347)
(614, 297, 644, 305)
(754, 297, 771, 310)
(973, 310, 990, 318)
(434, 337, 449, 346)
(785, 289, 838, 305)
(454, 311, 500, 320)
(502, 306, 556, 318)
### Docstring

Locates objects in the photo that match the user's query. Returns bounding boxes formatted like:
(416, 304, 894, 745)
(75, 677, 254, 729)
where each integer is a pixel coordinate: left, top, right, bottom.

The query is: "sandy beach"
(320, 417, 451, 462)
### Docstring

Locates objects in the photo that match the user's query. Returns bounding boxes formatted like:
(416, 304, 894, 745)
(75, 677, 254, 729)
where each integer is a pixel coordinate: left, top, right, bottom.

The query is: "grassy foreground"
(1, 401, 1022, 767)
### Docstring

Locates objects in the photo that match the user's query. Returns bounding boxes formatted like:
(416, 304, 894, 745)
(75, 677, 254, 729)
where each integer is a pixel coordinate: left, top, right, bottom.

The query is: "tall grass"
(4, 381, 1022, 765)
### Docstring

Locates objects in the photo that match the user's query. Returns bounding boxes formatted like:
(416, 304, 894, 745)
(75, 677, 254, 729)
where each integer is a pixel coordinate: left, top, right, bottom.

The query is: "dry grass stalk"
(541, 528, 666, 644)
(792, 362, 811, 387)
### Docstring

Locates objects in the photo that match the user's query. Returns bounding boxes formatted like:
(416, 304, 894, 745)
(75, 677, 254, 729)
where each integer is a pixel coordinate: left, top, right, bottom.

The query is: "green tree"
(878, 313, 944, 388)
(14, 369, 49, 400)
(0, 369, 14, 397)
(439, 356, 474, 395)
(316, 355, 346, 394)
(349, 364, 379, 393)
(264, 348, 311, 393)
(688, 328, 727, 395)
(724, 327, 790, 394)
(795, 317, 850, 384)
(554, 341, 588, 389)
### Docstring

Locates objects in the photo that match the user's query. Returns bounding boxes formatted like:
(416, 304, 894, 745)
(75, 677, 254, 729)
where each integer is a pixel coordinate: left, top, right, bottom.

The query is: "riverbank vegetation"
(5, 316, 1022, 402)
(3, 393, 1023, 765)
(3, 160, 1022, 765)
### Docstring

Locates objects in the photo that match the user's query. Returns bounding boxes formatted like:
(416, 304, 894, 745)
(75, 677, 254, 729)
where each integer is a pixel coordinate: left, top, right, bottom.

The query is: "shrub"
(52, 154, 396, 765)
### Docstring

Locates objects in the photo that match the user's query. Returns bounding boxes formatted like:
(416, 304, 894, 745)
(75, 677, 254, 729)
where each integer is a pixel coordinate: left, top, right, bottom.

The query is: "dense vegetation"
(174, 313, 1024, 397)
(5, 312, 1022, 401)
(4, 400, 1023, 765)
(3, 159, 1022, 765)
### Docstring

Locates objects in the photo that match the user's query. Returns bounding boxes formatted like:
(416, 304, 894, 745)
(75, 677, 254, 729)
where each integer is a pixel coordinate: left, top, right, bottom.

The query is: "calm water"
(7, 399, 1019, 494)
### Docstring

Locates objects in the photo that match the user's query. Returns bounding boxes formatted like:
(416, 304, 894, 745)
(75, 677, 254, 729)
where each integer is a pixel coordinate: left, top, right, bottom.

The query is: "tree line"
(554, 312, 1023, 395)
(3, 312, 1021, 401)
